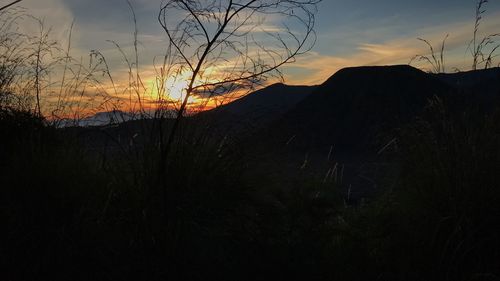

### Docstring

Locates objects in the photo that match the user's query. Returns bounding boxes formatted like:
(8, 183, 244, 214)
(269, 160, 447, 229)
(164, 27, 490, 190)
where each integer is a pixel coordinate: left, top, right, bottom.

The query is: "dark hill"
(270, 65, 454, 160)
(198, 83, 316, 135)
(63, 82, 316, 153)
(435, 67, 500, 110)
(247, 65, 457, 201)
(436, 67, 500, 89)
(215, 83, 315, 117)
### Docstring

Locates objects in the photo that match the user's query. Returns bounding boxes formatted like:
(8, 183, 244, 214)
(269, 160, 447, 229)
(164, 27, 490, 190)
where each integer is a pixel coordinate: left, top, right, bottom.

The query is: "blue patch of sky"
(313, 0, 500, 56)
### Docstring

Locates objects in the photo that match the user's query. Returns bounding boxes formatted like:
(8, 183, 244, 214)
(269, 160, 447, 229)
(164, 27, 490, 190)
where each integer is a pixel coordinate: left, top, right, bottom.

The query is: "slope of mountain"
(436, 67, 500, 89)
(62, 83, 316, 153)
(435, 67, 500, 110)
(198, 83, 316, 135)
(216, 83, 316, 116)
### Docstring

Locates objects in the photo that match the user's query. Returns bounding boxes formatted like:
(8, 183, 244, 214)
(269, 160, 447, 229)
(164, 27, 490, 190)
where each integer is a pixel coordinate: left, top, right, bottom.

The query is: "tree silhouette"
(0, 0, 22, 12)
(156, 0, 321, 167)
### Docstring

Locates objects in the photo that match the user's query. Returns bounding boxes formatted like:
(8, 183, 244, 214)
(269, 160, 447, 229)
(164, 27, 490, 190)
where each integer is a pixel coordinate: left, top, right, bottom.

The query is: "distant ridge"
(57, 110, 134, 128)
(436, 67, 500, 89)
(216, 83, 315, 116)
(199, 83, 316, 134)
(435, 67, 500, 109)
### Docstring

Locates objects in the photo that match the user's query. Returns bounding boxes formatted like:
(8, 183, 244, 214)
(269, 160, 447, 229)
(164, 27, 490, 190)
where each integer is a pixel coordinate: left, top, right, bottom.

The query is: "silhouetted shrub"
(361, 97, 500, 281)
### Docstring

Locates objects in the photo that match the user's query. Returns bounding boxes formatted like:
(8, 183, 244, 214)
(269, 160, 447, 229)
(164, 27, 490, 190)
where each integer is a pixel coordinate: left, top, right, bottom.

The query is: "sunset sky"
(10, 0, 500, 102)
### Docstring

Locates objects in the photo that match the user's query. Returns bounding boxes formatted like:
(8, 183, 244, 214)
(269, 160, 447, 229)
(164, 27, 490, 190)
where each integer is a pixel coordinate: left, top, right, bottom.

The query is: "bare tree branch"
(155, 0, 321, 180)
(0, 0, 22, 12)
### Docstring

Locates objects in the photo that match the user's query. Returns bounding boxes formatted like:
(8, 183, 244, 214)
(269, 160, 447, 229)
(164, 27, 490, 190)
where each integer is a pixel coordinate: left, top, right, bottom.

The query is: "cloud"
(284, 10, 500, 85)
(18, 0, 74, 42)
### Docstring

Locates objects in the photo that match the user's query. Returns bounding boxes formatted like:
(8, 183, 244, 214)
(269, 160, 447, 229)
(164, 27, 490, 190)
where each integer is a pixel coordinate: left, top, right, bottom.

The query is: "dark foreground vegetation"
(2, 66, 500, 281)
(3, 0, 500, 280)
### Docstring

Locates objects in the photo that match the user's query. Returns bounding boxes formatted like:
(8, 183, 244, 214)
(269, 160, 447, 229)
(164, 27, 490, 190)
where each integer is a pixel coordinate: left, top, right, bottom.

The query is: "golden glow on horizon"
(165, 72, 190, 102)
(160, 66, 229, 108)
(41, 63, 264, 118)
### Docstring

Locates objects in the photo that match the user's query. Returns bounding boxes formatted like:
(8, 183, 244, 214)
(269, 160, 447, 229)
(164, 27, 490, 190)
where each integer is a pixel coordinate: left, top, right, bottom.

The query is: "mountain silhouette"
(265, 65, 454, 161)
(244, 65, 461, 201)
(66, 65, 500, 201)
(435, 67, 500, 110)
(215, 83, 315, 117)
(199, 83, 316, 136)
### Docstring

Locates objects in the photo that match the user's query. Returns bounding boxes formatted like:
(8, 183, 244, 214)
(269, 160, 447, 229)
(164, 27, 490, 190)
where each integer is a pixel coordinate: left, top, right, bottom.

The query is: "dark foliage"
(3, 66, 500, 281)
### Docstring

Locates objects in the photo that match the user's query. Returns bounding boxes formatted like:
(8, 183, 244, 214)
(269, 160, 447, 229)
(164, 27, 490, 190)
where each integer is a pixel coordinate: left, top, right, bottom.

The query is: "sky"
(5, 0, 500, 113)
(15, 0, 500, 83)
